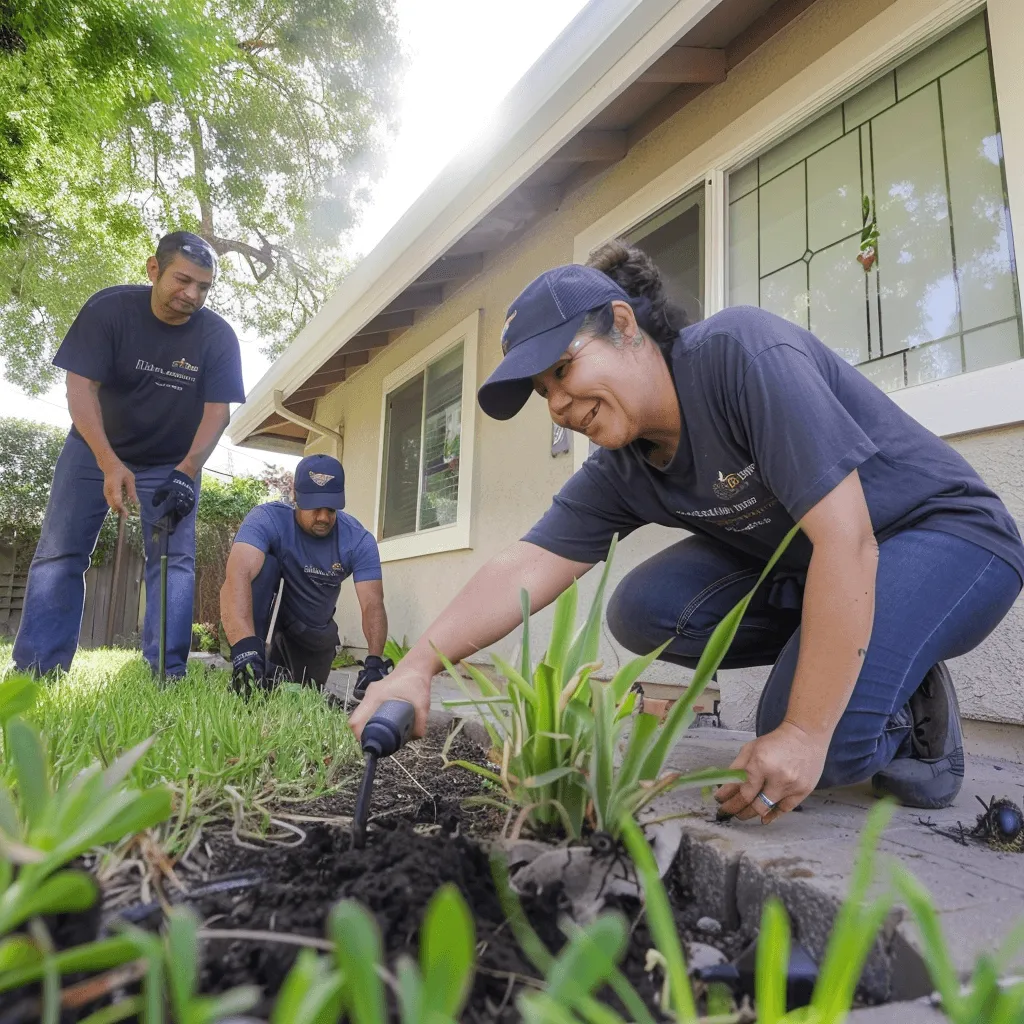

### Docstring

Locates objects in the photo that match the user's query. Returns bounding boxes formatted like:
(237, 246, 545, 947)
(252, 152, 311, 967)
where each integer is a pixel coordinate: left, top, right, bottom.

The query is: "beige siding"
(315, 0, 1024, 725)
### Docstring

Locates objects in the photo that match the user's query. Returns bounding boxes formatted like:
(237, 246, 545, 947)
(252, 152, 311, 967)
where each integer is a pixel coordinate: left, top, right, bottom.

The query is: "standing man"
(13, 232, 245, 679)
(220, 454, 393, 699)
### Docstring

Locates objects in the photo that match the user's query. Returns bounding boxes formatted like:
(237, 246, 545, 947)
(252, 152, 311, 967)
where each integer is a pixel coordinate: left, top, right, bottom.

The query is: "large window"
(727, 13, 1023, 392)
(587, 186, 705, 456)
(629, 186, 705, 325)
(379, 343, 463, 540)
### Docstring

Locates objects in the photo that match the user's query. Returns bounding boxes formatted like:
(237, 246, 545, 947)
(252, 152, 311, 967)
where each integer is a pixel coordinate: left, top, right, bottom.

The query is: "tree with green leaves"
(0, 417, 67, 569)
(0, 0, 402, 392)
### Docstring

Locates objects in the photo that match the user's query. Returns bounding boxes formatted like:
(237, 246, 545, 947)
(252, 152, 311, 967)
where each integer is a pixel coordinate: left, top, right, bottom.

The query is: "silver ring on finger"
(756, 791, 777, 811)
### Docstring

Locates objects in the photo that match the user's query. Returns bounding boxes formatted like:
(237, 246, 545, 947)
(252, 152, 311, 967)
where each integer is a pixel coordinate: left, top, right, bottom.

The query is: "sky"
(1, 0, 589, 479)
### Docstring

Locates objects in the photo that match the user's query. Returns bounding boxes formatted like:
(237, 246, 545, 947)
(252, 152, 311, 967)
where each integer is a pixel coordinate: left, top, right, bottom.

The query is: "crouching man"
(219, 454, 393, 699)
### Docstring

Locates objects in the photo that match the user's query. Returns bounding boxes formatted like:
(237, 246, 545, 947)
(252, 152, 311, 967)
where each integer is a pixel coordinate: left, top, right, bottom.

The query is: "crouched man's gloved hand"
(152, 469, 196, 530)
(231, 636, 268, 695)
(353, 654, 394, 703)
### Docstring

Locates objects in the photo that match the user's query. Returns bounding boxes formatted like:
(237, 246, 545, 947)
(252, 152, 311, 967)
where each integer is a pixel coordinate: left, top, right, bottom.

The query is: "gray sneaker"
(872, 662, 965, 809)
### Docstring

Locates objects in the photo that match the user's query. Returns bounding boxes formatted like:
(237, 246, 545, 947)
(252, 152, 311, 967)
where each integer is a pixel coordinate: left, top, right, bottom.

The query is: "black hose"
(351, 753, 378, 850)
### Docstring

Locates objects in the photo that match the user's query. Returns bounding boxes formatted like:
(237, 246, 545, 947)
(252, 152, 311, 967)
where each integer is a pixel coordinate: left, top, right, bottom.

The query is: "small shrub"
(191, 621, 220, 653)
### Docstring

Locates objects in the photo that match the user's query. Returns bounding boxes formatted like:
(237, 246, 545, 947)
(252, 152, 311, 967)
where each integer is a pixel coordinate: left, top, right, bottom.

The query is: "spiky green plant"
(441, 525, 800, 838)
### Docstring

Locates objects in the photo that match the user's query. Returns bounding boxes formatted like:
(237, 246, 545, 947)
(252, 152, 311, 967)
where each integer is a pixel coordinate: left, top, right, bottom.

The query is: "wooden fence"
(0, 542, 144, 648)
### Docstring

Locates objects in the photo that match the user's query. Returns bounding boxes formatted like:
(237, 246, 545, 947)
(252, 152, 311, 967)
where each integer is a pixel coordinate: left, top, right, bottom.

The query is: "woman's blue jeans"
(606, 528, 1021, 789)
(13, 433, 199, 678)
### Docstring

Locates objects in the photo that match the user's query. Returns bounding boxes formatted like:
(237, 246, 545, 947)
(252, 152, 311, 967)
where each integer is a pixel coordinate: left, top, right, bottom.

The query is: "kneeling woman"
(351, 241, 1023, 822)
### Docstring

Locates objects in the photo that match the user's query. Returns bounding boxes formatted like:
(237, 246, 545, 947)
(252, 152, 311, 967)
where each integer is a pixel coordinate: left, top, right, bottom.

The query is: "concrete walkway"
(657, 727, 1024, 1000)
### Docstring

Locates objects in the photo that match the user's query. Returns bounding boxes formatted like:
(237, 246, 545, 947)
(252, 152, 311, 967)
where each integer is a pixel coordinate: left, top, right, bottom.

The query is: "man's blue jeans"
(13, 433, 199, 677)
(606, 529, 1022, 789)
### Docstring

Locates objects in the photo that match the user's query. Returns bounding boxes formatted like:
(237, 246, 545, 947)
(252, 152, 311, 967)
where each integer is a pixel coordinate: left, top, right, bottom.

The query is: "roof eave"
(228, 0, 728, 447)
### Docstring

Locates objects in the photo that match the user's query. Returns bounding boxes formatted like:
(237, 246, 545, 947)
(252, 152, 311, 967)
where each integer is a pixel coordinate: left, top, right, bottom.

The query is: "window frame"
(372, 311, 479, 563)
(572, 0, 1024, 470)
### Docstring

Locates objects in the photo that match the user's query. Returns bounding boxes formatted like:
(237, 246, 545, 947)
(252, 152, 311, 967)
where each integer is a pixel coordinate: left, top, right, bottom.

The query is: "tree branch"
(185, 110, 214, 237)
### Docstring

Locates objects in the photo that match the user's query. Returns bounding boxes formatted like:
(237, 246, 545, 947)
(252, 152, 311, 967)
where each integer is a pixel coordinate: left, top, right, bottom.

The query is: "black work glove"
(353, 654, 394, 702)
(152, 470, 196, 529)
(230, 636, 267, 695)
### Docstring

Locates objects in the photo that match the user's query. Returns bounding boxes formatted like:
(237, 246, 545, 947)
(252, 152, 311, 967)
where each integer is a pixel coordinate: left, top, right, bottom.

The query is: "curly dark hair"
(583, 239, 689, 354)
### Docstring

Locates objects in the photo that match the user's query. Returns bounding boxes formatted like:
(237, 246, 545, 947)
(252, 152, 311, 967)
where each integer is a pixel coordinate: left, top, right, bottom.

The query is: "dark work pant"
(14, 433, 199, 677)
(605, 530, 1021, 789)
(250, 555, 337, 688)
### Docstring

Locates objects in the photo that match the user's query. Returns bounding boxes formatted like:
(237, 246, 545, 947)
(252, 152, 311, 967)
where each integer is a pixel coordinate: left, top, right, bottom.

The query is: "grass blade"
(619, 813, 696, 1021)
(756, 898, 790, 1024)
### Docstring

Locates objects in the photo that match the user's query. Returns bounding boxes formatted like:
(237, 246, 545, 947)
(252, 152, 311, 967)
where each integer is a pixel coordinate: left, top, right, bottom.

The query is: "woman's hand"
(714, 721, 830, 823)
(347, 661, 434, 743)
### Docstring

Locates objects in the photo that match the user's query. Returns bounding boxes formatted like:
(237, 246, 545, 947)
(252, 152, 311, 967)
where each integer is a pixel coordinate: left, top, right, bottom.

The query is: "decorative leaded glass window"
(727, 13, 1022, 391)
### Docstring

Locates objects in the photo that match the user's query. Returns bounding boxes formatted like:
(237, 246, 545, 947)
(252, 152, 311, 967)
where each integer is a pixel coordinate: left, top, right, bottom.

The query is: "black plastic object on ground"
(351, 699, 416, 849)
(693, 936, 819, 1011)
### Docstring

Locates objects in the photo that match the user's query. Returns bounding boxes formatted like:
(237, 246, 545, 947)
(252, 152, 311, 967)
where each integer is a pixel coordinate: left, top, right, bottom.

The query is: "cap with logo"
(477, 264, 630, 421)
(294, 454, 346, 510)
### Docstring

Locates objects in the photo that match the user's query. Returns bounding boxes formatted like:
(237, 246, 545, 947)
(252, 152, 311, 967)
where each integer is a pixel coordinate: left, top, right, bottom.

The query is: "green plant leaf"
(546, 580, 579, 686)
(0, 935, 40, 973)
(0, 785, 21, 840)
(271, 948, 343, 1024)
(0, 936, 140, 994)
(564, 534, 619, 683)
(3, 870, 97, 931)
(891, 865, 962, 1019)
(491, 651, 538, 708)
(523, 766, 578, 788)
(619, 813, 696, 1021)
(608, 642, 670, 704)
(199, 987, 262, 1021)
(102, 735, 157, 790)
(421, 883, 476, 1018)
(811, 800, 896, 1018)
(520, 587, 532, 682)
(0, 675, 38, 724)
(756, 898, 791, 1024)
(545, 912, 627, 1006)
(165, 908, 200, 1018)
(90, 788, 175, 848)
(395, 955, 425, 1023)
(640, 524, 800, 780)
(7, 717, 51, 830)
(329, 900, 386, 1024)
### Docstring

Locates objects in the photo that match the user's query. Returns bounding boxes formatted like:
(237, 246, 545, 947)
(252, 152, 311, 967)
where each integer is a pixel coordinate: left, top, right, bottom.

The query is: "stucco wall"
(314, 0, 1024, 725)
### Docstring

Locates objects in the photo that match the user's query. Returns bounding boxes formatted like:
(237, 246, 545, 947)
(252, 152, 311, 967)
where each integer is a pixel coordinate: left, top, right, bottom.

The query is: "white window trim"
(373, 311, 479, 563)
(572, 0, 1023, 471)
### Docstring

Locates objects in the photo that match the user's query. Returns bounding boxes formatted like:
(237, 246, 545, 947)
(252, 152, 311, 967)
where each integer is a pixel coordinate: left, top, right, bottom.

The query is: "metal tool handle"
(360, 699, 416, 758)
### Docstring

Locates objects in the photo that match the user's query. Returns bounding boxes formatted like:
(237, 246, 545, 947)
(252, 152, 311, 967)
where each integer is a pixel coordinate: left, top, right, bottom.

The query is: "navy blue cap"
(294, 454, 345, 510)
(477, 264, 629, 420)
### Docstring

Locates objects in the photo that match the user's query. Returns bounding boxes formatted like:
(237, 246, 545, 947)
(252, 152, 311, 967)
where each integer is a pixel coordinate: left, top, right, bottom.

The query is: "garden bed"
(12, 719, 749, 1023)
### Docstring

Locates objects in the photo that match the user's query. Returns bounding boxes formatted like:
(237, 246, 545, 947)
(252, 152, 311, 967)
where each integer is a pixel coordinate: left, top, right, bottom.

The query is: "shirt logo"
(332, 562, 343, 572)
(713, 463, 756, 501)
(309, 471, 335, 487)
(171, 358, 199, 372)
(501, 310, 517, 354)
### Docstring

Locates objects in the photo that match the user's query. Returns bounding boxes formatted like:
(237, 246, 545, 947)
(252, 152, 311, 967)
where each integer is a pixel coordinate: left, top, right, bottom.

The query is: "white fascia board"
(228, 0, 729, 446)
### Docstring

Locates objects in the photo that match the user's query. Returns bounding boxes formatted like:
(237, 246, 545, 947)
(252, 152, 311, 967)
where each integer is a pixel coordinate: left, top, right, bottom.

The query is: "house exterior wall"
(314, 0, 1024, 726)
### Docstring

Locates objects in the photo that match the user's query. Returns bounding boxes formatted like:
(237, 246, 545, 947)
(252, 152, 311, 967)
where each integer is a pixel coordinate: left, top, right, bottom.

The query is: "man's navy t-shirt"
(525, 306, 1024, 583)
(235, 502, 383, 633)
(53, 285, 245, 466)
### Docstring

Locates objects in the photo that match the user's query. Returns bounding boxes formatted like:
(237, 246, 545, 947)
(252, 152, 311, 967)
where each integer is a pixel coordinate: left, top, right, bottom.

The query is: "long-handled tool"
(153, 515, 172, 683)
(352, 699, 416, 849)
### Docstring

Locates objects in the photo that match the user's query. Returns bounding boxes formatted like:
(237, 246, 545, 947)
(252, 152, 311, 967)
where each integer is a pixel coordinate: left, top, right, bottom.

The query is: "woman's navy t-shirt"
(53, 285, 245, 466)
(524, 306, 1024, 583)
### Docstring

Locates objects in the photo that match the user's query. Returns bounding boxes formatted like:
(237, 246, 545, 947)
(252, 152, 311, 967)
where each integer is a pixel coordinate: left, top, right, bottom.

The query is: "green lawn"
(0, 644, 360, 852)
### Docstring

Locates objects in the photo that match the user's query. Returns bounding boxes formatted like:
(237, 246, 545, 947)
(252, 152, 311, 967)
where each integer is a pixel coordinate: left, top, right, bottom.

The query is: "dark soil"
(2, 720, 751, 1023)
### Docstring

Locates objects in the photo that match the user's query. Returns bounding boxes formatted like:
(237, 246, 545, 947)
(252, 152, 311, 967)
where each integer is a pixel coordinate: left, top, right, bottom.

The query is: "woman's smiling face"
(531, 300, 656, 450)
